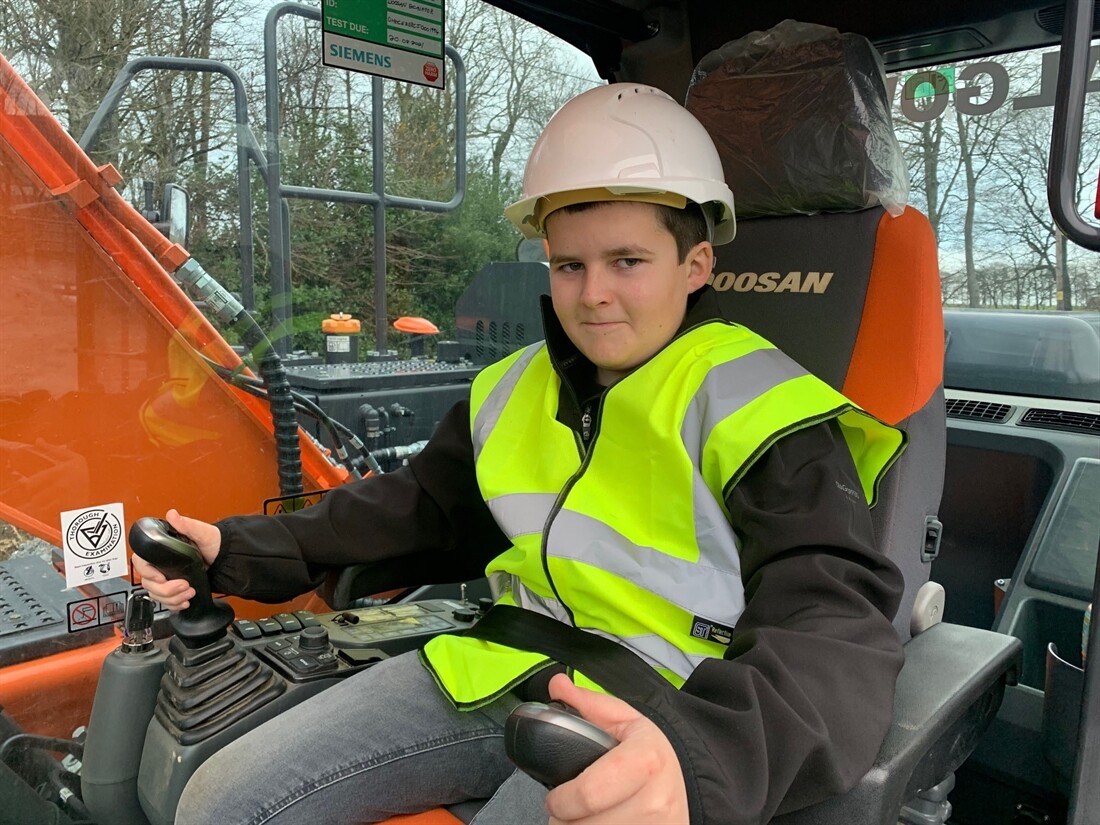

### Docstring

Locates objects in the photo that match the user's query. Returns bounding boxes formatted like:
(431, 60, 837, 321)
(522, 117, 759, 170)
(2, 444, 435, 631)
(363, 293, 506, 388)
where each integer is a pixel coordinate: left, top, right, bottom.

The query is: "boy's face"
(545, 201, 713, 386)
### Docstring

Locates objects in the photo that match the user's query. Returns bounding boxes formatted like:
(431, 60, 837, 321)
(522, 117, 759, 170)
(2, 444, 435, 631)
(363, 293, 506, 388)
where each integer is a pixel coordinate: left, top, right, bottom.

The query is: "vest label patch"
(690, 616, 734, 646)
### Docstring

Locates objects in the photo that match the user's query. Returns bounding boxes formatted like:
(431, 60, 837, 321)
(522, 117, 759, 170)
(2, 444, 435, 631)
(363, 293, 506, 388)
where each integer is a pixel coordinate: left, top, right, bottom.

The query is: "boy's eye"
(617, 258, 641, 268)
(556, 262, 583, 273)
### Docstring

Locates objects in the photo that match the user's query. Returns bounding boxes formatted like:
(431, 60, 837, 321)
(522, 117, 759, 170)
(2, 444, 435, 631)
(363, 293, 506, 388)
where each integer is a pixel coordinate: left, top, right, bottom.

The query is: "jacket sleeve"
(206, 399, 511, 602)
(639, 419, 905, 825)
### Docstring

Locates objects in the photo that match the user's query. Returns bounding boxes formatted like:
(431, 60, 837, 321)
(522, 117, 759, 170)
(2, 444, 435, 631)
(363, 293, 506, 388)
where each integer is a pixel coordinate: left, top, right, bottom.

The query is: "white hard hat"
(505, 83, 736, 245)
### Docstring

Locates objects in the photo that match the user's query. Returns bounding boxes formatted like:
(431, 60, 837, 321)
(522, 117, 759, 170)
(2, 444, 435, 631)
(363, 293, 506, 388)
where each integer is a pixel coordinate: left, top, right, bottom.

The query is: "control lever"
(504, 701, 618, 788)
(129, 517, 234, 646)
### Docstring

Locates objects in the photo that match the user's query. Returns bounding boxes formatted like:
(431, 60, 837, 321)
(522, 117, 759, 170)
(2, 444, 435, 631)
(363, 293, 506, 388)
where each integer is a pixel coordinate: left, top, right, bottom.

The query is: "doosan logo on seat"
(708, 271, 834, 294)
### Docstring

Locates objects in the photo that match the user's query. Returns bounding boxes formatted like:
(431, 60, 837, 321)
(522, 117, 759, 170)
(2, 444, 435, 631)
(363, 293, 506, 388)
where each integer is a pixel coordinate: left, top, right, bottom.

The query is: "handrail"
(1047, 0, 1100, 251)
(264, 2, 468, 355)
(0, 52, 347, 494)
(78, 57, 262, 309)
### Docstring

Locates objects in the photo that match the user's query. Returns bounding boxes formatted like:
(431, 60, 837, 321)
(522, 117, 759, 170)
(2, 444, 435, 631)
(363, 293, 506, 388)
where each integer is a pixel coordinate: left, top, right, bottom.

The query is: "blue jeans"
(175, 651, 548, 825)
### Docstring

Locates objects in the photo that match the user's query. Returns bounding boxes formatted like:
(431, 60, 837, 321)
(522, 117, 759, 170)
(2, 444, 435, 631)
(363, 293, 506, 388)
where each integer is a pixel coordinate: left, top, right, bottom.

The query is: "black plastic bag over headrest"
(686, 20, 908, 219)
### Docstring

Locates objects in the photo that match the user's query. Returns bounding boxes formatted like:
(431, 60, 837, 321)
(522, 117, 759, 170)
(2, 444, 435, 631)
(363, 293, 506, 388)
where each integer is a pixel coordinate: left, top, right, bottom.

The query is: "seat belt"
(462, 604, 673, 701)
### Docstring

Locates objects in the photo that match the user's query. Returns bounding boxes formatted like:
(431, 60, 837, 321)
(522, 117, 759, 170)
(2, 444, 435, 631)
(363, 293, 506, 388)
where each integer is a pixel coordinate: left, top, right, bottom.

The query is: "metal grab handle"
(1047, 0, 1100, 251)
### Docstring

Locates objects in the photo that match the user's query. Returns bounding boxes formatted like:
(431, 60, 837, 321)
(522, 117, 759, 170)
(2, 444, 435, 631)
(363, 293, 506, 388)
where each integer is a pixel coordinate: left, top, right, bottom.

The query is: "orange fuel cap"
(322, 312, 361, 333)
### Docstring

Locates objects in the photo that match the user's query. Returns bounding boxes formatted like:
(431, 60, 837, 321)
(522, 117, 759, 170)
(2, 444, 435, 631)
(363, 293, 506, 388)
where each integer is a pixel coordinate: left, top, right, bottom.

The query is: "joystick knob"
(298, 625, 330, 651)
(129, 517, 234, 647)
(452, 605, 477, 622)
(505, 701, 618, 788)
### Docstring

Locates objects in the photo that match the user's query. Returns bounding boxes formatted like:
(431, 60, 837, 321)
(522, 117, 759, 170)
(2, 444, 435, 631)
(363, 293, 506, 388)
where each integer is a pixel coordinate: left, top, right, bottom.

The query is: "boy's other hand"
(545, 673, 688, 825)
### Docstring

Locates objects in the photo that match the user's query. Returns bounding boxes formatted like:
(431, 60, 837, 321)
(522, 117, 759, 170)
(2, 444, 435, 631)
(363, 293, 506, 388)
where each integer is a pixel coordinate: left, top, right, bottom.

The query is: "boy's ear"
(686, 241, 714, 292)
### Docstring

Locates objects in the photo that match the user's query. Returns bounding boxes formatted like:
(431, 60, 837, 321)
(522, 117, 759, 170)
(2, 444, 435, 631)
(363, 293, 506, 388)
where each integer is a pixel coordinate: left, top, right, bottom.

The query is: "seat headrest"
(686, 20, 909, 219)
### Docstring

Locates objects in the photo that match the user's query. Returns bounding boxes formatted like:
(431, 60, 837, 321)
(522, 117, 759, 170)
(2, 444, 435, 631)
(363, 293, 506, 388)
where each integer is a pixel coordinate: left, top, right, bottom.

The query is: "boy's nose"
(580, 268, 613, 306)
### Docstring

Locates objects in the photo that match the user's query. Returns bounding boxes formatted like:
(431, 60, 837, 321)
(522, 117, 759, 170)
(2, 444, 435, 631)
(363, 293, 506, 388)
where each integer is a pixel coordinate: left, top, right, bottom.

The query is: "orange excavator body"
(0, 53, 346, 738)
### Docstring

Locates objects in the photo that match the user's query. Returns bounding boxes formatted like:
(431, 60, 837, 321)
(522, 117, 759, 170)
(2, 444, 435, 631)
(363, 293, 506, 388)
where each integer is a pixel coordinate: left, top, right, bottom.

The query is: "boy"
(135, 83, 905, 824)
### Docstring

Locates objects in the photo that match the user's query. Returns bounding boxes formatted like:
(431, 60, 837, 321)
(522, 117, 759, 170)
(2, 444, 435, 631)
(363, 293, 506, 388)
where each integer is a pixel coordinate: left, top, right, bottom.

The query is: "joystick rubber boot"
(129, 517, 234, 647)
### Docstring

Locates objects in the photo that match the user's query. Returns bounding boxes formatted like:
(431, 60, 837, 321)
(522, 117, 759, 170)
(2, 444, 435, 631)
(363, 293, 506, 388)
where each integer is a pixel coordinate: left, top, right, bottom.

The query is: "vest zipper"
(541, 394, 604, 627)
(559, 371, 588, 460)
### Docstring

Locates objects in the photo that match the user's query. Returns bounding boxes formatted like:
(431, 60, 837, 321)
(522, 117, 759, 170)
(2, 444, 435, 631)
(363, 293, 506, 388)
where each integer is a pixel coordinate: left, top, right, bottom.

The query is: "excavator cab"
(1, 1, 1098, 824)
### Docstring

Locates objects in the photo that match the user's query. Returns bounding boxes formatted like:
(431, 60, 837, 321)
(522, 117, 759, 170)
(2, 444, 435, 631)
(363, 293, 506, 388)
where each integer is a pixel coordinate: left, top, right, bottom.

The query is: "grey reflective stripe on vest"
(545, 509, 744, 628)
(486, 493, 555, 540)
(587, 626, 710, 681)
(511, 578, 573, 624)
(471, 342, 546, 462)
(681, 347, 809, 453)
(508, 578, 707, 680)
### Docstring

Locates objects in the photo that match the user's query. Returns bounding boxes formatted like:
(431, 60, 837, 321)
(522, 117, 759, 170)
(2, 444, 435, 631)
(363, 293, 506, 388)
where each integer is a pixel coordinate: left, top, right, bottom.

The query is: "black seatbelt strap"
(462, 604, 672, 701)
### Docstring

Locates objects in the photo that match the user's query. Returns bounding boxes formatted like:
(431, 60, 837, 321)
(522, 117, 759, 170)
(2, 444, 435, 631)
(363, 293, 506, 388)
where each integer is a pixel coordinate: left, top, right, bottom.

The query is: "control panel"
(229, 599, 484, 684)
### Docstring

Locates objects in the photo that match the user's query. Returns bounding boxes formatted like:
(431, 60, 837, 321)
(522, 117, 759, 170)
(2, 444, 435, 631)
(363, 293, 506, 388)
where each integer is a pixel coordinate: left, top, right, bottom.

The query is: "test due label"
(60, 502, 127, 589)
(327, 336, 352, 352)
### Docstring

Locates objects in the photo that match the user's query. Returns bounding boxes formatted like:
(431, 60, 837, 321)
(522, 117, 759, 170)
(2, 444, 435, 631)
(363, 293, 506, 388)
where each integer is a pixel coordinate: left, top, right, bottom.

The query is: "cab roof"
(485, 0, 1098, 97)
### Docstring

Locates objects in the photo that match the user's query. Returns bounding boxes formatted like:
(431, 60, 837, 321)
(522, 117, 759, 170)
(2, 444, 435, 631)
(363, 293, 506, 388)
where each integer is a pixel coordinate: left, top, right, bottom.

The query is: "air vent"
(945, 398, 1012, 422)
(1036, 4, 1100, 37)
(1019, 408, 1100, 434)
(1, 563, 63, 638)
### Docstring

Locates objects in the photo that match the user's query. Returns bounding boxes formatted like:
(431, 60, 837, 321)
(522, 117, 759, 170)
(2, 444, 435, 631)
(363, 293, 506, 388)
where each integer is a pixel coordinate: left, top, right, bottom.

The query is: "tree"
(245, 0, 596, 347)
(2, 0, 599, 349)
(0, 0, 265, 295)
(0, 0, 152, 141)
(893, 50, 1100, 309)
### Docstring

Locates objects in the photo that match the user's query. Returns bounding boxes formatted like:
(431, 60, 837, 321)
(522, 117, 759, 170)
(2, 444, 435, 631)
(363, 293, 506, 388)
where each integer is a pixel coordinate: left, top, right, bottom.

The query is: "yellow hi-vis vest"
(419, 320, 906, 709)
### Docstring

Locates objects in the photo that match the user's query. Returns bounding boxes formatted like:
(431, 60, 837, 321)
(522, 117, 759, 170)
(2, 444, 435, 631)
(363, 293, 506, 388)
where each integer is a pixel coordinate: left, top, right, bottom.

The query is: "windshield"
(887, 49, 1100, 401)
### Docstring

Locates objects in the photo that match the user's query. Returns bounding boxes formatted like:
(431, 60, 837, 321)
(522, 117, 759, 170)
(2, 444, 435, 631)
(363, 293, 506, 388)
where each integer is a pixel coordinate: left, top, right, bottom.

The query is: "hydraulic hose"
(368, 441, 428, 464)
(245, 325, 303, 495)
(204, 356, 368, 479)
(176, 258, 303, 496)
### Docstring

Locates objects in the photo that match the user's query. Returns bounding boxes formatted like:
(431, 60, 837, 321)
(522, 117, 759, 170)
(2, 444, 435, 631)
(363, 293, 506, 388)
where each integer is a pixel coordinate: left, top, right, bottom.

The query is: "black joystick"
(504, 701, 618, 789)
(129, 517, 234, 647)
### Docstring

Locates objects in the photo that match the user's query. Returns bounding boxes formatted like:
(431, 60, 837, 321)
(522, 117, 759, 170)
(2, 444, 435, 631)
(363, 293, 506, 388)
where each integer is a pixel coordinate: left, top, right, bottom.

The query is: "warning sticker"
(60, 502, 128, 588)
(263, 490, 330, 516)
(69, 600, 98, 628)
(66, 590, 133, 634)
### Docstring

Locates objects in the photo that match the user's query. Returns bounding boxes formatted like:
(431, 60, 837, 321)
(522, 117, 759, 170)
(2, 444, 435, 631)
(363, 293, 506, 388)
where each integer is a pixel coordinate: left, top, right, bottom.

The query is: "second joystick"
(505, 701, 618, 788)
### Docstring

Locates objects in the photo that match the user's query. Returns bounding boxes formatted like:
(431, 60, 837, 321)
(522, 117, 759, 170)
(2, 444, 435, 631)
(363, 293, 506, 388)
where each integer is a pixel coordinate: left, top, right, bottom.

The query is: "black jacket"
(210, 286, 905, 824)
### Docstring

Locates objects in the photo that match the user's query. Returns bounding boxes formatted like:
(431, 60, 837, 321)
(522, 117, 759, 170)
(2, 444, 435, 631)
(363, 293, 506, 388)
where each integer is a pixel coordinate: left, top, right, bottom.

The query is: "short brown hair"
(554, 201, 709, 261)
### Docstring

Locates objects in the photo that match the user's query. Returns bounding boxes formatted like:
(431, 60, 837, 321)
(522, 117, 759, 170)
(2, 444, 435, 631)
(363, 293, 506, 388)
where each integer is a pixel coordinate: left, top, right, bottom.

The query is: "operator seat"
(685, 21, 943, 645)
(681, 22, 1022, 823)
